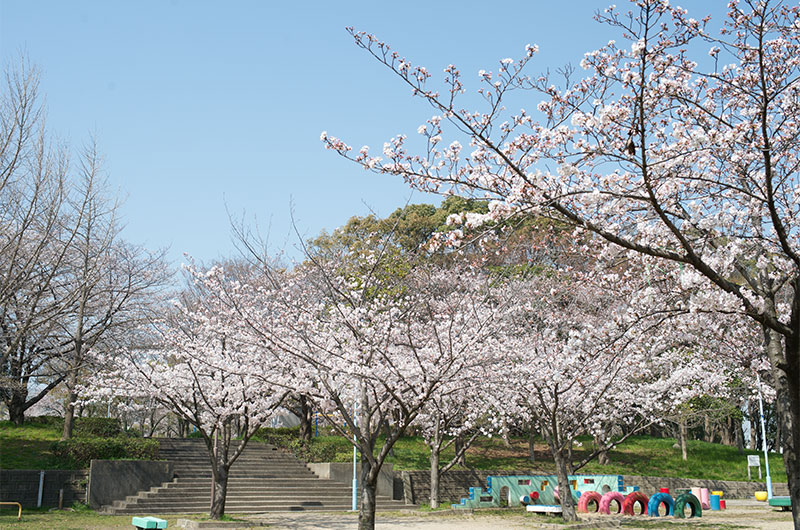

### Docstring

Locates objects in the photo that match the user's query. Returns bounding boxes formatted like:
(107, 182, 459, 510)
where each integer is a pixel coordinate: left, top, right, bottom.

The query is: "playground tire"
(622, 492, 649, 515)
(674, 493, 702, 518)
(647, 492, 675, 517)
(599, 491, 625, 514)
(577, 491, 602, 513)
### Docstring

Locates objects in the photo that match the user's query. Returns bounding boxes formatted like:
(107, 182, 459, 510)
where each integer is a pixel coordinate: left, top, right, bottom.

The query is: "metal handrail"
(0, 502, 22, 520)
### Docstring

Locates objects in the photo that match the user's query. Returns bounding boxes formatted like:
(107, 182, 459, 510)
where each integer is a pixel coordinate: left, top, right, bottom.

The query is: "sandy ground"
(244, 499, 794, 529)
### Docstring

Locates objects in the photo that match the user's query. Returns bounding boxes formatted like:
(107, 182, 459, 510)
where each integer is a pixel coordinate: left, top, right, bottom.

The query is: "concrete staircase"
(100, 438, 415, 514)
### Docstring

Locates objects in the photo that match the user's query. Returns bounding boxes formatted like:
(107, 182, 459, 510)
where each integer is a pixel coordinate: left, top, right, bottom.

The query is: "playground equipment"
(599, 491, 625, 514)
(674, 493, 703, 518)
(0, 502, 22, 521)
(622, 491, 649, 515)
(755, 490, 768, 501)
(451, 473, 707, 520)
(647, 492, 675, 517)
(452, 474, 627, 510)
(577, 491, 601, 513)
(768, 496, 792, 511)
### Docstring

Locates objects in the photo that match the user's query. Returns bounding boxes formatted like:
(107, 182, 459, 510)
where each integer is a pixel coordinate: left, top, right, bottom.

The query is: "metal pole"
(37, 470, 45, 507)
(756, 372, 773, 498)
(352, 400, 358, 512)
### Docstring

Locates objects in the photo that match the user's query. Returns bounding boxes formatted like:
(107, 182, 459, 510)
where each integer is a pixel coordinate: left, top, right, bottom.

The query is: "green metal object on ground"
(132, 515, 168, 529)
(452, 474, 624, 509)
(768, 496, 792, 511)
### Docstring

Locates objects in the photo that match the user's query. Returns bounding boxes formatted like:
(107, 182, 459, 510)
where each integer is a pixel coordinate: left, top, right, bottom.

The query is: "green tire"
(674, 493, 702, 518)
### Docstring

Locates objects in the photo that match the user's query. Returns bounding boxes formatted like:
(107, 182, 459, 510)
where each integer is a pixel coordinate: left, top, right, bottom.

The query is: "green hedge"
(74, 417, 122, 437)
(51, 437, 159, 467)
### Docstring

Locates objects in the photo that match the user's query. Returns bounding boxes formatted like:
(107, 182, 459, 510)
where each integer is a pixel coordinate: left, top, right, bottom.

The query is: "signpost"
(747, 454, 761, 480)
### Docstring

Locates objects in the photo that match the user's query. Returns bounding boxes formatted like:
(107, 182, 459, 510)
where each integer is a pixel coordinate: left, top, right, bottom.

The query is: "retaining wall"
(398, 469, 534, 505)
(0, 470, 87, 508)
(307, 462, 395, 499)
(398, 470, 788, 505)
(88, 460, 174, 509)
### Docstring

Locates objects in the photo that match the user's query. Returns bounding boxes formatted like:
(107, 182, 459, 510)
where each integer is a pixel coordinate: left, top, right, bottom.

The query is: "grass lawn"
(0, 421, 68, 469)
(256, 431, 788, 483)
(0, 508, 252, 529)
(3, 419, 788, 483)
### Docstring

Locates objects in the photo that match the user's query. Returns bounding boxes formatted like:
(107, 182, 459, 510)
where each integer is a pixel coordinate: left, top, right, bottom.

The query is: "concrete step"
(105, 503, 417, 515)
(100, 438, 415, 514)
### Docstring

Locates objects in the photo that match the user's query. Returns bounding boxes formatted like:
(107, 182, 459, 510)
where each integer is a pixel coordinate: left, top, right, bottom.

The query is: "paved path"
(244, 500, 794, 529)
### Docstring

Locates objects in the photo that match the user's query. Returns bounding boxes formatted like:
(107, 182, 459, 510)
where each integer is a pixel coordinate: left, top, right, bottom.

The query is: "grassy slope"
(261, 432, 787, 483)
(3, 421, 787, 483)
(0, 421, 68, 469)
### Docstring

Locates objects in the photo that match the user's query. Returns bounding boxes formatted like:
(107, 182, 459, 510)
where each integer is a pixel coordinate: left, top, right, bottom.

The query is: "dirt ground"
(247, 499, 793, 529)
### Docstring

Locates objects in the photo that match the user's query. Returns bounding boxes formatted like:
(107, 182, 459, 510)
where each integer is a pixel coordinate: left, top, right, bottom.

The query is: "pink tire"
(599, 491, 625, 514)
(577, 491, 602, 513)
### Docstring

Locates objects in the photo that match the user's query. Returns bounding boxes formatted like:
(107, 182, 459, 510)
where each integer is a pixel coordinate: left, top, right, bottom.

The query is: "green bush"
(253, 425, 301, 446)
(51, 437, 159, 467)
(74, 417, 121, 438)
(26, 415, 63, 427)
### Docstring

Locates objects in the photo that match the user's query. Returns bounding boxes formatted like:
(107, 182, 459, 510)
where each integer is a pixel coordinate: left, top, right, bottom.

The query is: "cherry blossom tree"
(324, 1, 800, 523)
(83, 263, 290, 519)
(216, 241, 505, 530)
(413, 371, 496, 509)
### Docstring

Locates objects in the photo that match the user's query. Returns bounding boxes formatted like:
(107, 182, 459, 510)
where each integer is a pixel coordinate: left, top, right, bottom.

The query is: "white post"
(756, 372, 773, 498)
(352, 400, 358, 512)
(37, 470, 45, 507)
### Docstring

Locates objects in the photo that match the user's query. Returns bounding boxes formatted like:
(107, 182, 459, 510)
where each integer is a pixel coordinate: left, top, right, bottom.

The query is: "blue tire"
(648, 492, 675, 517)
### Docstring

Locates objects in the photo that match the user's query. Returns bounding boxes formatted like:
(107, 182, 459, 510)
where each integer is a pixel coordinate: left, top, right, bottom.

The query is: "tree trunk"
(594, 436, 610, 466)
(779, 333, 800, 529)
(763, 323, 799, 529)
(528, 426, 536, 464)
(454, 434, 466, 467)
(680, 420, 688, 461)
(735, 414, 745, 455)
(553, 448, 578, 522)
(429, 449, 440, 509)
(62, 365, 80, 440)
(750, 401, 758, 450)
(502, 418, 512, 448)
(209, 464, 229, 519)
(7, 392, 26, 425)
(358, 459, 378, 530)
(62, 388, 77, 440)
(298, 396, 313, 442)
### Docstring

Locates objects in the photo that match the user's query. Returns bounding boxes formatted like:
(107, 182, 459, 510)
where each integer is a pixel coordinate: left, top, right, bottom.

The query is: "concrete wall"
(307, 463, 395, 499)
(88, 460, 173, 509)
(397, 470, 789, 506)
(0, 470, 87, 508)
(399, 469, 534, 505)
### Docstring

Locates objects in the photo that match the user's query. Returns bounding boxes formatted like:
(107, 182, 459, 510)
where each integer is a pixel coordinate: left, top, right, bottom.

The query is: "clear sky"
(0, 0, 724, 266)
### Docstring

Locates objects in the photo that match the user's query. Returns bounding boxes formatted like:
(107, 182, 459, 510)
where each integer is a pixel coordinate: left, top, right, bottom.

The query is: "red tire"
(622, 491, 649, 515)
(599, 491, 625, 514)
(577, 491, 602, 513)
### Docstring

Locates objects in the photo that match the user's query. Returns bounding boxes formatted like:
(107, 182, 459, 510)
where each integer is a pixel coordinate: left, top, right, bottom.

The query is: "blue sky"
(0, 0, 724, 266)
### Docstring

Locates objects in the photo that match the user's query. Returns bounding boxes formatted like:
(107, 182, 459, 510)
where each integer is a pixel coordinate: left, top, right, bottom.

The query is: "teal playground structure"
(452, 474, 635, 509)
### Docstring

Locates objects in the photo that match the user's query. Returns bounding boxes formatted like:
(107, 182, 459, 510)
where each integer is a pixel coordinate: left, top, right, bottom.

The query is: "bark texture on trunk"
(358, 458, 377, 530)
(680, 420, 688, 462)
(209, 465, 229, 520)
(553, 449, 578, 522)
(528, 426, 536, 463)
(429, 450, 440, 509)
(298, 396, 313, 441)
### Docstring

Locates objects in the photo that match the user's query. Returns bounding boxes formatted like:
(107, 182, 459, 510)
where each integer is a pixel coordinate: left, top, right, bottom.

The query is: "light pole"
(352, 399, 358, 512)
(756, 371, 773, 499)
